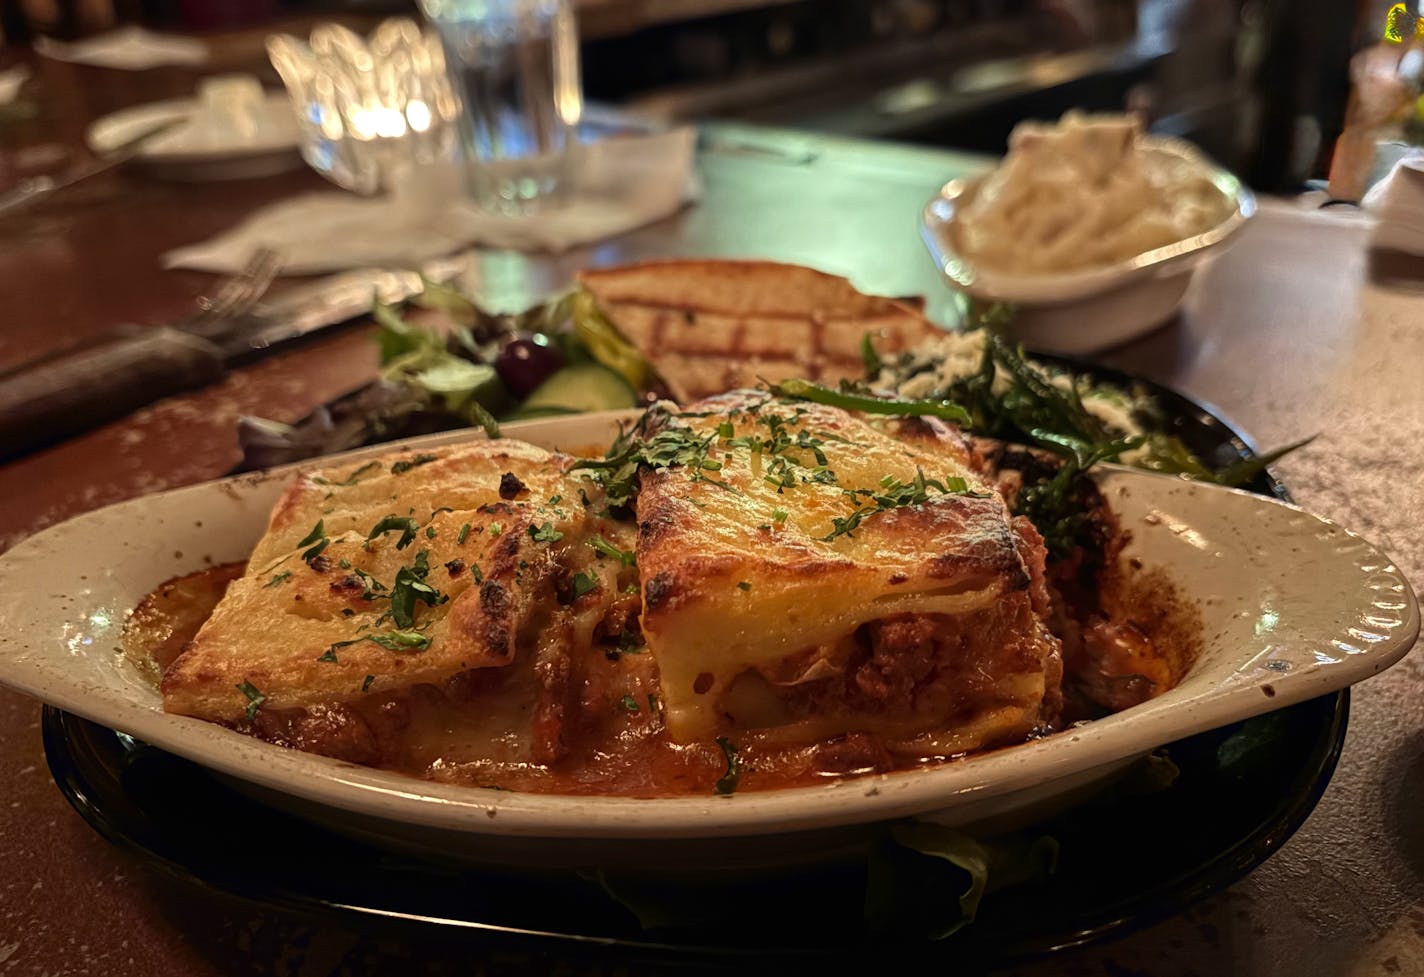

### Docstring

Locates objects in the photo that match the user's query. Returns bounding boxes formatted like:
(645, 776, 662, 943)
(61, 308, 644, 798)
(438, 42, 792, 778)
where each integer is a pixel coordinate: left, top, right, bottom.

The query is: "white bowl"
(0, 413, 1415, 868)
(920, 138, 1256, 354)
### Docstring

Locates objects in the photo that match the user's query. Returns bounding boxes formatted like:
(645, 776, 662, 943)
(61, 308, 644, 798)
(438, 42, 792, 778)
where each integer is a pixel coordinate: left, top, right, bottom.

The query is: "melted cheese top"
(634, 392, 1032, 741)
(163, 441, 626, 722)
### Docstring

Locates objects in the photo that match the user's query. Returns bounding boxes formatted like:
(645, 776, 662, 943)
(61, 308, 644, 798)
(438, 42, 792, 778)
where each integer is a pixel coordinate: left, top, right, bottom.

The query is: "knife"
(0, 117, 185, 217)
(0, 259, 464, 461)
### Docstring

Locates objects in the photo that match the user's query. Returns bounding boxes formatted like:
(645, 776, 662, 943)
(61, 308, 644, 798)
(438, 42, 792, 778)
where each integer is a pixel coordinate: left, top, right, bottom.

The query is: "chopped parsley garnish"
(425, 525, 437, 540)
(367, 514, 419, 550)
(619, 694, 640, 713)
(297, 521, 325, 546)
(367, 630, 432, 651)
(338, 558, 352, 569)
(265, 571, 292, 588)
(821, 469, 984, 542)
(529, 522, 563, 543)
(457, 522, 471, 545)
(296, 519, 329, 564)
(571, 414, 743, 507)
(316, 648, 339, 663)
(588, 534, 635, 567)
(548, 494, 563, 505)
(772, 508, 788, 524)
(312, 460, 380, 487)
(714, 737, 742, 795)
(329, 629, 432, 656)
(388, 550, 447, 628)
(489, 522, 503, 537)
(390, 453, 439, 475)
(361, 674, 375, 692)
(236, 680, 266, 720)
(736, 581, 751, 592)
(571, 571, 597, 600)
(647, 693, 660, 714)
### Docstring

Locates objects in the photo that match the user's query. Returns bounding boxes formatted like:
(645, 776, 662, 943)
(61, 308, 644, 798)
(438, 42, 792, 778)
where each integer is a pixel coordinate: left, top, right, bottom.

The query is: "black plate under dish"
(42, 370, 1347, 969)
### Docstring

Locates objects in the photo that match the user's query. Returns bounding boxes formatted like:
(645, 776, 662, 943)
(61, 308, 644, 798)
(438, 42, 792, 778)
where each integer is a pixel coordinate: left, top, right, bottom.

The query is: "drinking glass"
(419, 0, 584, 214)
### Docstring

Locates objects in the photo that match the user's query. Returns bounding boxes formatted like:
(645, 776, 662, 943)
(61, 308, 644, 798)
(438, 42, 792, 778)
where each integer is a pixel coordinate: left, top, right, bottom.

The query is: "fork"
(181, 247, 284, 335)
(0, 247, 284, 382)
(0, 248, 288, 460)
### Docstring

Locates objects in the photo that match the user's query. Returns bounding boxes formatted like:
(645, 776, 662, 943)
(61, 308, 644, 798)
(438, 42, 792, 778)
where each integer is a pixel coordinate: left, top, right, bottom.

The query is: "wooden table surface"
(1, 47, 1422, 977)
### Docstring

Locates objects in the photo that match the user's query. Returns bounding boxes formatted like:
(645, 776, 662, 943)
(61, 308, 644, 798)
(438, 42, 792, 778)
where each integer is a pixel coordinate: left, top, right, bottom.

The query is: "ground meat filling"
(751, 598, 1061, 738)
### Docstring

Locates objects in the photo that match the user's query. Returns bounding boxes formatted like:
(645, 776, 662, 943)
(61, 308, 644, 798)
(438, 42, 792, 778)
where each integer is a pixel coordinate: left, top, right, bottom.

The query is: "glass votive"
(419, 0, 585, 215)
(268, 18, 460, 195)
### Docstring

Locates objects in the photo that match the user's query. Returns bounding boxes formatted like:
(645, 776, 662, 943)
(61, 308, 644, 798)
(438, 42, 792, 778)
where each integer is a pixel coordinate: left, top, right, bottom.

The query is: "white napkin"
(1363, 150, 1424, 253)
(34, 26, 208, 70)
(163, 128, 698, 274)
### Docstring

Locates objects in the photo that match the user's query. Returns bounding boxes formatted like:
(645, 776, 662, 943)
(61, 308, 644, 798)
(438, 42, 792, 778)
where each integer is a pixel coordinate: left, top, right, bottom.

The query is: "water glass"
(419, 0, 584, 214)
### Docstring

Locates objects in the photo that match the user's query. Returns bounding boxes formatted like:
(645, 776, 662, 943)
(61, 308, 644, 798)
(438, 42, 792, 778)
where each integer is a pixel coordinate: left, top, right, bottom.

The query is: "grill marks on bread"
(577, 260, 943, 402)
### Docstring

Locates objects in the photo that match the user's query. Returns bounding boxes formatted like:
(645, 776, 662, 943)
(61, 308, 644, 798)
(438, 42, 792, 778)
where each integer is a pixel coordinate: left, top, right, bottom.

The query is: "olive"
(495, 334, 564, 397)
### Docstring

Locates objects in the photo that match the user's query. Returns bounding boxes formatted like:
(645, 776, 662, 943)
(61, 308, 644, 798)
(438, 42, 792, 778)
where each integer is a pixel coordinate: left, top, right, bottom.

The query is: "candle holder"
(268, 18, 460, 195)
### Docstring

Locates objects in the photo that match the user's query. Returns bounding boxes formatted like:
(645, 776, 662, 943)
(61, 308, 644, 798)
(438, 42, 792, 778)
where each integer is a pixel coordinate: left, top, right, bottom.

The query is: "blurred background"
(0, 0, 1403, 194)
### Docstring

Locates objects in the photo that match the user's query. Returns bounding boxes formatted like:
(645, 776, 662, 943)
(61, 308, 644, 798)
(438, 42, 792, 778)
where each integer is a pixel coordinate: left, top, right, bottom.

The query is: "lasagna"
(135, 392, 1188, 796)
(633, 391, 1061, 756)
(159, 441, 642, 773)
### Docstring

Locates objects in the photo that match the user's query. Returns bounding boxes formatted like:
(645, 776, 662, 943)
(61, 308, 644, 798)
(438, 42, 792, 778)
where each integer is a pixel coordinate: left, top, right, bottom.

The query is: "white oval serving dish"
(920, 138, 1256, 354)
(0, 412, 1415, 866)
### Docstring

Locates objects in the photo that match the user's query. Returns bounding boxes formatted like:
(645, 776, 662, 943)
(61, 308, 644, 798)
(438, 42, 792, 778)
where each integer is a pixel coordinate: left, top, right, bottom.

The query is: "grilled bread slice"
(577, 260, 943, 402)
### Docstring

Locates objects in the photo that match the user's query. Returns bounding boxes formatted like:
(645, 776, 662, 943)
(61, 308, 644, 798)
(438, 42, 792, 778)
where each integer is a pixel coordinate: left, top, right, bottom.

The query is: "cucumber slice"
(514, 364, 637, 418)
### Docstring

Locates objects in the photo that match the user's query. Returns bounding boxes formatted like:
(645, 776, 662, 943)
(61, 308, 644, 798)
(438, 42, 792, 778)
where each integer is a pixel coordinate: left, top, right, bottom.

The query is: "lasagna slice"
(634, 391, 1062, 756)
(162, 441, 638, 769)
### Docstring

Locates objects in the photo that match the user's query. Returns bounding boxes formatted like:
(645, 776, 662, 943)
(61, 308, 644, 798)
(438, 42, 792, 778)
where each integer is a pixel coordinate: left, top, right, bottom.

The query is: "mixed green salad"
(863, 317, 1310, 554)
(237, 281, 659, 470)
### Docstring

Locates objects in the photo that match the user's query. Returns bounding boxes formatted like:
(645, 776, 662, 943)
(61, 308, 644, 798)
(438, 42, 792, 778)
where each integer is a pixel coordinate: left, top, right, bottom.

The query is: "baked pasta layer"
(634, 391, 1062, 750)
(163, 441, 635, 724)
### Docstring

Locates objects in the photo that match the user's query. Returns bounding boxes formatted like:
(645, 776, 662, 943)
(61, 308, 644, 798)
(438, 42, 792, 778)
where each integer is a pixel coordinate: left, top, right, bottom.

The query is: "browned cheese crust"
(162, 441, 634, 723)
(633, 391, 1062, 751)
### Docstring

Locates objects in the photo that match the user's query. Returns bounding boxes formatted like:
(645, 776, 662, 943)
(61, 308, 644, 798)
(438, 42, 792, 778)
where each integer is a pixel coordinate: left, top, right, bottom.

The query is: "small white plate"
(921, 138, 1256, 354)
(86, 94, 303, 181)
(0, 413, 1415, 867)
